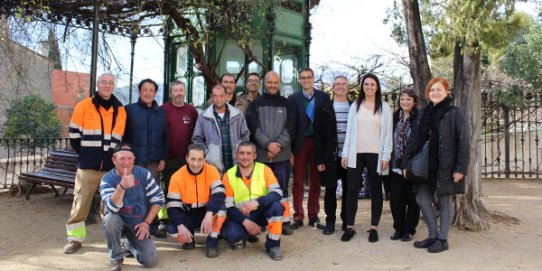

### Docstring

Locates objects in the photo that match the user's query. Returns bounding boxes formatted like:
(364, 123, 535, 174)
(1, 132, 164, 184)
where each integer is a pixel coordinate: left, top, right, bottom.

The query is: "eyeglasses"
(99, 81, 115, 86)
(334, 83, 348, 87)
(247, 80, 260, 85)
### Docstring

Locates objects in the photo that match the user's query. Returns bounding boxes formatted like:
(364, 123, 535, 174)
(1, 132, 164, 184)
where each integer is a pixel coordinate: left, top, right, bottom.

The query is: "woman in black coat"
(402, 77, 469, 253)
(389, 89, 421, 242)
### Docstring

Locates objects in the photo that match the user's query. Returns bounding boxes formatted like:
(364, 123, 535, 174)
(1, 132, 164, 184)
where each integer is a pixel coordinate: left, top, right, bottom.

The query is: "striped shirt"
(100, 166, 165, 227)
(334, 101, 350, 157)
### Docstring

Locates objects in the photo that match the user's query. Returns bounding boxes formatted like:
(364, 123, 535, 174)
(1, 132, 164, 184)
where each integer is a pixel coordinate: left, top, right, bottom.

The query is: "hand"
(268, 142, 281, 155)
(267, 151, 276, 162)
(241, 200, 259, 216)
(317, 164, 325, 172)
(242, 219, 261, 236)
(381, 160, 389, 171)
(134, 221, 150, 240)
(156, 160, 166, 172)
(453, 172, 464, 183)
(403, 169, 408, 178)
(177, 224, 193, 243)
(200, 211, 213, 234)
(290, 155, 295, 166)
(121, 168, 135, 189)
(341, 157, 348, 169)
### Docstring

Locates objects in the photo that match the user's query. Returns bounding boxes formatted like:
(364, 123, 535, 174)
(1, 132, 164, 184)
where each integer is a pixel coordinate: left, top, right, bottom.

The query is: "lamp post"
(89, 0, 100, 97)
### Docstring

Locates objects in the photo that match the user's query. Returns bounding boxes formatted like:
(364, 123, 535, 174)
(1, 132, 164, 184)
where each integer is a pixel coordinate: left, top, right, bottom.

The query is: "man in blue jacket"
(124, 78, 168, 237)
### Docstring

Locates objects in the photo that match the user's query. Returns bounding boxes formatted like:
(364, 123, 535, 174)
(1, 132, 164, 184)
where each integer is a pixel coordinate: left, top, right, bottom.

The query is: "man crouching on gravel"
(99, 143, 165, 271)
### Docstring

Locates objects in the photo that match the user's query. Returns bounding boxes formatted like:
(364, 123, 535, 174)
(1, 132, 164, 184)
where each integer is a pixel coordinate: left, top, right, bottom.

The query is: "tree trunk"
(401, 0, 432, 105)
(452, 41, 493, 230)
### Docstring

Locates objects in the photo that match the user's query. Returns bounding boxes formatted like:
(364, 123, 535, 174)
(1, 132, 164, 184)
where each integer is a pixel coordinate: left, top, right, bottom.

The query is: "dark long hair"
(356, 73, 382, 114)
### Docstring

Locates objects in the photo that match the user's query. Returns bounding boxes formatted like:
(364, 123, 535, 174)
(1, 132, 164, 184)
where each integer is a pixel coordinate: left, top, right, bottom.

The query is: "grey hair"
(170, 80, 186, 90)
(97, 72, 116, 84)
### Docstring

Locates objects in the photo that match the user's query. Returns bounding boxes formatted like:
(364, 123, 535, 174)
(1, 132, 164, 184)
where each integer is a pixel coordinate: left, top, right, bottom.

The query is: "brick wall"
(51, 70, 90, 136)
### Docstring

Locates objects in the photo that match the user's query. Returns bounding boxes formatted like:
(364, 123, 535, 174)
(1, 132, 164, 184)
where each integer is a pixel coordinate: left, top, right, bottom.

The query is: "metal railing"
(0, 138, 72, 192)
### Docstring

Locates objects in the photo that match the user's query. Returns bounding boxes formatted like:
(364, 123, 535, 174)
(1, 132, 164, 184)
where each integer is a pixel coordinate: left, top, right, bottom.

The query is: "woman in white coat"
(341, 73, 393, 242)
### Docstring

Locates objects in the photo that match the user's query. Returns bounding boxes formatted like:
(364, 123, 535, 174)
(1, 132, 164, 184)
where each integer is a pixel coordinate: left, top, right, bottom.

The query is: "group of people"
(62, 68, 469, 271)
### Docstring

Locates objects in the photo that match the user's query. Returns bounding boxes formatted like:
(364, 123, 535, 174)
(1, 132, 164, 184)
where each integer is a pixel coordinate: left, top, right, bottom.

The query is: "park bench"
(20, 150, 78, 200)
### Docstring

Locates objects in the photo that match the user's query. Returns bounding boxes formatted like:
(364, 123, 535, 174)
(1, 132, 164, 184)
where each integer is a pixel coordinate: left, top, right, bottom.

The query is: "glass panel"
(281, 59, 294, 84)
(281, 85, 294, 97)
(192, 76, 205, 108)
(176, 46, 187, 76)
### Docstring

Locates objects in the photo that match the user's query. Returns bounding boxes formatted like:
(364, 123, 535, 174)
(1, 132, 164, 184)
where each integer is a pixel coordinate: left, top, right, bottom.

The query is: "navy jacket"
(287, 89, 330, 154)
(124, 98, 168, 164)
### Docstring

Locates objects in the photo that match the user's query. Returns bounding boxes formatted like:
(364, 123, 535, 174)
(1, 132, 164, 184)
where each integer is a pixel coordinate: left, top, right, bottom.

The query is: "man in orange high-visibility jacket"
(167, 144, 226, 258)
(64, 72, 127, 254)
(221, 141, 285, 261)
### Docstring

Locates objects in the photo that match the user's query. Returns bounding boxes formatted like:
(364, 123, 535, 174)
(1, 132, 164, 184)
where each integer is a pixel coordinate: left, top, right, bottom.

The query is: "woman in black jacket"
(402, 77, 469, 253)
(389, 89, 420, 242)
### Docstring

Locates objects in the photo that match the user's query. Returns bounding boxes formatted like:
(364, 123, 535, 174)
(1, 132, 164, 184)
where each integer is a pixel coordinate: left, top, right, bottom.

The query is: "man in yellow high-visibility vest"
(220, 141, 285, 260)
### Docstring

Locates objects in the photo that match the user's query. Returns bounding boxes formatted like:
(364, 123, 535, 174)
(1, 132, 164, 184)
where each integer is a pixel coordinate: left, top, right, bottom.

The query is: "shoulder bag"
(406, 141, 429, 184)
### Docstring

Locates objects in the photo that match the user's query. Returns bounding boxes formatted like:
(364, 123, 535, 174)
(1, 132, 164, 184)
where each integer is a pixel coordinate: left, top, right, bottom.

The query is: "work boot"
(281, 226, 294, 236)
(109, 259, 123, 271)
(247, 235, 260, 243)
(206, 247, 219, 258)
(266, 246, 283, 261)
(63, 240, 82, 254)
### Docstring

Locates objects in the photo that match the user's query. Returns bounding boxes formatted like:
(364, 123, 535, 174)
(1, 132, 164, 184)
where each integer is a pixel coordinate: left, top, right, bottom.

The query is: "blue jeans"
(102, 213, 157, 267)
(221, 201, 284, 249)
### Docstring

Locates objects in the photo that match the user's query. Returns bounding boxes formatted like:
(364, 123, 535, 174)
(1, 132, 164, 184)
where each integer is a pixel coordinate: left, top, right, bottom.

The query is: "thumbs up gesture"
(121, 167, 135, 189)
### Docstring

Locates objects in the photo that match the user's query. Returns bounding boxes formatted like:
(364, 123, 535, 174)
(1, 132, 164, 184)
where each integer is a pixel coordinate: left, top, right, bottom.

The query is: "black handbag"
(406, 141, 429, 184)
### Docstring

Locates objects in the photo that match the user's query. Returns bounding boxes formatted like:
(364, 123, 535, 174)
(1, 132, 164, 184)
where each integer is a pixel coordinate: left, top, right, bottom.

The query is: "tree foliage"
(4, 93, 62, 140)
(502, 21, 542, 88)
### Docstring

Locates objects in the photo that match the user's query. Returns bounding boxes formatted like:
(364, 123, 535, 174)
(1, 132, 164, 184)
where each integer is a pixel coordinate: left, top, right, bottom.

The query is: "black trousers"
(323, 159, 347, 226)
(389, 171, 420, 235)
(345, 153, 380, 226)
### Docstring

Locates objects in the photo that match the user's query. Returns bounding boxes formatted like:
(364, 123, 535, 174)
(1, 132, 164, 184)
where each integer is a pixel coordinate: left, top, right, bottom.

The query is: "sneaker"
(231, 240, 246, 250)
(266, 246, 283, 261)
(368, 229, 379, 243)
(123, 249, 134, 258)
(308, 218, 325, 229)
(281, 226, 294, 236)
(289, 220, 303, 230)
(63, 240, 82, 254)
(427, 239, 449, 253)
(390, 231, 402, 240)
(206, 247, 219, 258)
(109, 259, 123, 271)
(247, 235, 260, 243)
(414, 238, 436, 249)
(182, 241, 196, 250)
(322, 224, 335, 235)
(341, 228, 356, 242)
(150, 223, 167, 239)
(401, 233, 413, 242)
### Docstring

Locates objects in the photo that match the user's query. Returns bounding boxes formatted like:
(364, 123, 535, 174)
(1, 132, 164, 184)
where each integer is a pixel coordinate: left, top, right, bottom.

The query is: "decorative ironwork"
(481, 89, 542, 179)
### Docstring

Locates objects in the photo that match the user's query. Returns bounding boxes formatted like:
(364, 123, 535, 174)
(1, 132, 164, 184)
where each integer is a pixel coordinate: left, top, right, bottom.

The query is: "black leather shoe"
(247, 235, 259, 243)
(308, 218, 325, 229)
(414, 238, 436, 249)
(390, 231, 402, 240)
(401, 233, 413, 242)
(182, 241, 196, 250)
(289, 220, 303, 230)
(322, 224, 335, 235)
(428, 239, 449, 253)
(368, 229, 379, 243)
(341, 228, 356, 242)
